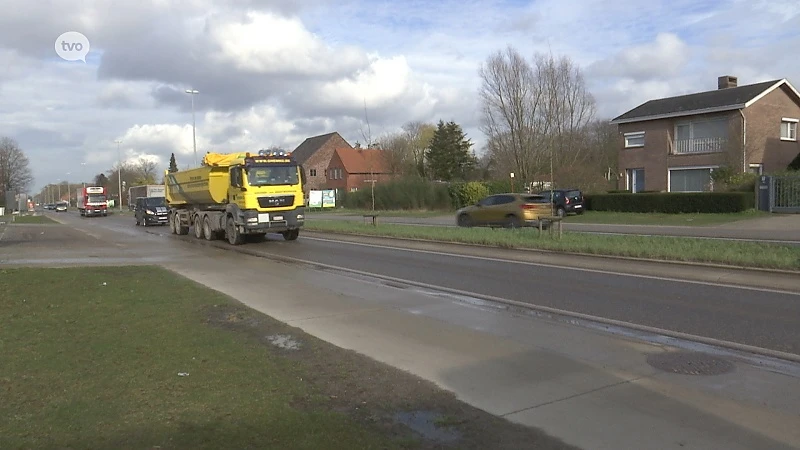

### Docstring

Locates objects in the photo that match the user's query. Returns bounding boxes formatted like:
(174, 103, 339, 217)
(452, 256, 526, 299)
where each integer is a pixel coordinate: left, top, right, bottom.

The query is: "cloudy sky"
(0, 0, 798, 192)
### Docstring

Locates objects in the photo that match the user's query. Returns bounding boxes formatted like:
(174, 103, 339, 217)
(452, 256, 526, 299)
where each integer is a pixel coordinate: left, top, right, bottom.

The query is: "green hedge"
(341, 177, 453, 210)
(586, 192, 755, 213)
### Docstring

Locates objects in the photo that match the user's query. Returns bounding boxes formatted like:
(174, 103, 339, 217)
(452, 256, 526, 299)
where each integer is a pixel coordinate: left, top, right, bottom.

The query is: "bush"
(342, 177, 452, 210)
(587, 192, 754, 213)
(448, 181, 490, 209)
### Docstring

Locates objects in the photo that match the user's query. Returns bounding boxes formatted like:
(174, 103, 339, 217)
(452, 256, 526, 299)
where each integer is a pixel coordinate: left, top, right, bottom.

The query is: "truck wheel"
(169, 214, 177, 234)
(203, 217, 215, 241)
(226, 216, 245, 245)
(194, 215, 203, 239)
(282, 229, 299, 241)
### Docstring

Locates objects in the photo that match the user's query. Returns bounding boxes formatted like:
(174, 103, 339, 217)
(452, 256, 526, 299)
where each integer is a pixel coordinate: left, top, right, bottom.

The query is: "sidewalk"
(166, 248, 800, 450)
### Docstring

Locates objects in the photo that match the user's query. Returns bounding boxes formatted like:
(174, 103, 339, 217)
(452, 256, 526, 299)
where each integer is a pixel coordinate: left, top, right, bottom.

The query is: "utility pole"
(185, 89, 199, 167)
(115, 139, 123, 212)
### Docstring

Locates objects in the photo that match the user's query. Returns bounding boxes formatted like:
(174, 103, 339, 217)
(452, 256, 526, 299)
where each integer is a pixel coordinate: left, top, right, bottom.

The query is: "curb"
(152, 229, 800, 365)
(301, 228, 800, 276)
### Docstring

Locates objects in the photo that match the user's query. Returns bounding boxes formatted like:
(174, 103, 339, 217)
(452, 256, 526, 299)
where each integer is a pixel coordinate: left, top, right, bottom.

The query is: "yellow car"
(456, 193, 552, 228)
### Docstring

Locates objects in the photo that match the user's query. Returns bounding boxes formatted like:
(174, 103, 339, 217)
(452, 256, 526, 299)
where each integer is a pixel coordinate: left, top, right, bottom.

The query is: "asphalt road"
(62, 209, 800, 357)
(306, 212, 800, 244)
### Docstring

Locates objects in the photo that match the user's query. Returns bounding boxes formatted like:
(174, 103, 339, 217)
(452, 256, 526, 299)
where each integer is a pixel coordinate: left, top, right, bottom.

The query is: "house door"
(626, 168, 645, 193)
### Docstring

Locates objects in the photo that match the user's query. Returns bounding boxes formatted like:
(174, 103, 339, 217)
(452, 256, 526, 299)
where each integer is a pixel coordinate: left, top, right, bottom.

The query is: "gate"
(760, 175, 800, 213)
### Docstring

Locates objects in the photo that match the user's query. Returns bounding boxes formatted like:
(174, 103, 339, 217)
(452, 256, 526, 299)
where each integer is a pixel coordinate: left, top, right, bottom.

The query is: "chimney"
(718, 75, 738, 89)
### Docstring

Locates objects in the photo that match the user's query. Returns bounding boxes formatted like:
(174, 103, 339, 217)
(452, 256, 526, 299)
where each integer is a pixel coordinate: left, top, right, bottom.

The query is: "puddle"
(266, 334, 302, 350)
(393, 410, 462, 444)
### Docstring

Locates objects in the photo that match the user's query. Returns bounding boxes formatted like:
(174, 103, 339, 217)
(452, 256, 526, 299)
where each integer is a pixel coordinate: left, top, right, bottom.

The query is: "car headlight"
(146, 209, 154, 214)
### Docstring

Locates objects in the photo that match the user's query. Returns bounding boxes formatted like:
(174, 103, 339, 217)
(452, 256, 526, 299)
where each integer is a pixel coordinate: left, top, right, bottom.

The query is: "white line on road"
(301, 235, 800, 296)
(218, 242, 800, 364)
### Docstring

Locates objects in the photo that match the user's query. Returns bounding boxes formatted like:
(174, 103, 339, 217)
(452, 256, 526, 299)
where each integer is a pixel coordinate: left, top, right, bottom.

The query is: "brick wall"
(744, 85, 800, 172)
(302, 134, 352, 192)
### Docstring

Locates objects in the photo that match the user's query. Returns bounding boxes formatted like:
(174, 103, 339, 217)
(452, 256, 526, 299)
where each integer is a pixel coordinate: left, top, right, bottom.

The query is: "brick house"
(610, 76, 800, 192)
(291, 132, 353, 192)
(325, 147, 393, 192)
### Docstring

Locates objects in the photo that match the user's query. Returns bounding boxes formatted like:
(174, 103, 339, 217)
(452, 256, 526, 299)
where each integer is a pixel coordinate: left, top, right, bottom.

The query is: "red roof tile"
(333, 147, 390, 174)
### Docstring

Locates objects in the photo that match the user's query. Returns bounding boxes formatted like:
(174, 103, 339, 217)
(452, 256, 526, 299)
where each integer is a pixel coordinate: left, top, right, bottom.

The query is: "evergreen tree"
(425, 120, 477, 181)
(168, 153, 179, 173)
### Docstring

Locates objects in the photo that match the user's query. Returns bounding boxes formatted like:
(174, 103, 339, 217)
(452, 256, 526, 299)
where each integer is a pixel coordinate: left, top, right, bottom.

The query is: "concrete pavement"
(11, 211, 800, 449)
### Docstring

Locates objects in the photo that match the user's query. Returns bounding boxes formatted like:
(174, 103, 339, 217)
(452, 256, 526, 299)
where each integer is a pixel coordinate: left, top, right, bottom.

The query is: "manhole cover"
(646, 351, 735, 376)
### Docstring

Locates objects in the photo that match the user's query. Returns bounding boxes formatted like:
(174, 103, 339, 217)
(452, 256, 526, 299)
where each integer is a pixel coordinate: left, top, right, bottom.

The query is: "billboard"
(322, 189, 336, 208)
(308, 190, 323, 208)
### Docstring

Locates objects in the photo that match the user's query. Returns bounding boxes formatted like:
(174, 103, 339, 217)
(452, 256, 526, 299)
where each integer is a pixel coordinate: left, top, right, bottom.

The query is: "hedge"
(585, 192, 755, 213)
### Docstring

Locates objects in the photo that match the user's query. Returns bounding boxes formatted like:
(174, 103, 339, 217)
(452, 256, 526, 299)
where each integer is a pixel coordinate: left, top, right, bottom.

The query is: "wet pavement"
(4, 210, 800, 449)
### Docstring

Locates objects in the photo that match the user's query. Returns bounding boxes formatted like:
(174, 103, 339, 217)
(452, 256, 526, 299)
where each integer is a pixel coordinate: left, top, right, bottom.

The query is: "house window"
(669, 167, 716, 192)
(748, 163, 763, 175)
(626, 168, 645, 193)
(310, 169, 317, 177)
(350, 187, 358, 192)
(674, 118, 728, 154)
(624, 132, 645, 148)
(781, 118, 798, 141)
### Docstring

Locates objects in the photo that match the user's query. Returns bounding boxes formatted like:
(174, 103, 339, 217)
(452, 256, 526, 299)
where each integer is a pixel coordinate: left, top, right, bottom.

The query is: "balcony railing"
(673, 137, 726, 154)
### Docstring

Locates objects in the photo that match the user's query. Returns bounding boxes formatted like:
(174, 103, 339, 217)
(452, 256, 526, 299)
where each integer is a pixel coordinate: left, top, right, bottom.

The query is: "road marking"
(301, 235, 800, 296)
(202, 241, 800, 364)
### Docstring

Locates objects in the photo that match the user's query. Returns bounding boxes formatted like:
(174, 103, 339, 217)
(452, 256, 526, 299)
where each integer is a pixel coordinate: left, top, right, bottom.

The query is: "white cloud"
(0, 0, 796, 192)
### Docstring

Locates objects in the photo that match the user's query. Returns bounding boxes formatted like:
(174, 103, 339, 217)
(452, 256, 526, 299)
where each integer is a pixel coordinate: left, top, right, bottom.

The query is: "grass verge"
(0, 265, 573, 450)
(304, 221, 800, 271)
(11, 215, 58, 224)
(564, 210, 769, 226)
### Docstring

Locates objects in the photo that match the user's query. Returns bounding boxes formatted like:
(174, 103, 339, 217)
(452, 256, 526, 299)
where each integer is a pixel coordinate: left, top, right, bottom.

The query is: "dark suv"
(537, 189, 584, 217)
(135, 196, 169, 226)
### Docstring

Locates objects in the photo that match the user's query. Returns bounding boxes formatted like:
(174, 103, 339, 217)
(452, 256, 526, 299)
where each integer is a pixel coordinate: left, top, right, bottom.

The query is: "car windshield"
(88, 194, 106, 203)
(144, 197, 166, 207)
(247, 164, 299, 186)
(56, 202, 68, 207)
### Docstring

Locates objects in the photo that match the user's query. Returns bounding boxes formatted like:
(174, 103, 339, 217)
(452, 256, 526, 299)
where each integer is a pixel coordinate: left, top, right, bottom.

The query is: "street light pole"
(185, 89, 199, 167)
(115, 139, 123, 212)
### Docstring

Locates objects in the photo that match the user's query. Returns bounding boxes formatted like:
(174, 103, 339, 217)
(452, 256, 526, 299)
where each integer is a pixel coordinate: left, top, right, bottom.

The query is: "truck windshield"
(247, 165, 299, 186)
(88, 194, 106, 203)
(144, 197, 166, 207)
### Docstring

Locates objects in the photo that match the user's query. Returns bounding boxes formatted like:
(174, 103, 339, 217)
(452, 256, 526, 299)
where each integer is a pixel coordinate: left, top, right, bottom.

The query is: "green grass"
(0, 266, 413, 449)
(564, 210, 769, 226)
(11, 215, 58, 224)
(304, 221, 800, 271)
(309, 208, 450, 218)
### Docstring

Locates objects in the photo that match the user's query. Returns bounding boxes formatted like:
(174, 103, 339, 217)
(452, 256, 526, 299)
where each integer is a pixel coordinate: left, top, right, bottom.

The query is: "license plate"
(258, 213, 269, 223)
(574, 205, 582, 208)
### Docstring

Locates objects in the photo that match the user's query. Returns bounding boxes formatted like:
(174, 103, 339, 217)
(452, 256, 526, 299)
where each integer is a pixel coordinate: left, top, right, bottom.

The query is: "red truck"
(77, 186, 108, 217)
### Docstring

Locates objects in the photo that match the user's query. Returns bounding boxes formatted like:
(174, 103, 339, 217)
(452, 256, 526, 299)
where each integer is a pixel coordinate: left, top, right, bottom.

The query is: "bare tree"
(478, 46, 596, 186)
(0, 137, 34, 197)
(133, 157, 158, 184)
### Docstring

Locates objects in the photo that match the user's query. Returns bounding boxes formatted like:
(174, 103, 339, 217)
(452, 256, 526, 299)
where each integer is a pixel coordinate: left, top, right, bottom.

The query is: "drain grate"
(646, 351, 735, 376)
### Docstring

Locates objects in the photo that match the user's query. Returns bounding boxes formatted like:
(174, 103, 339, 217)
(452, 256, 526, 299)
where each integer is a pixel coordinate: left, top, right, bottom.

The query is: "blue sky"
(0, 0, 797, 192)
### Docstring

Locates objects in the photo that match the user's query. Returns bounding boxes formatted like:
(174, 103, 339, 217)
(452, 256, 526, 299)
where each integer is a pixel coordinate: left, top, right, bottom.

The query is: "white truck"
(128, 184, 165, 210)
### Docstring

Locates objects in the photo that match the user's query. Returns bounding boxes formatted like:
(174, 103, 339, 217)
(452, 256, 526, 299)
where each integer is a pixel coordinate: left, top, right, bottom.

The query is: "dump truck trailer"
(164, 149, 306, 245)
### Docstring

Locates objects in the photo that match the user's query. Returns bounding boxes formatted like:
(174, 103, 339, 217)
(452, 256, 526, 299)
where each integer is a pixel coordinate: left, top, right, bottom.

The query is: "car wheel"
(505, 214, 522, 229)
(556, 207, 566, 218)
(457, 214, 472, 227)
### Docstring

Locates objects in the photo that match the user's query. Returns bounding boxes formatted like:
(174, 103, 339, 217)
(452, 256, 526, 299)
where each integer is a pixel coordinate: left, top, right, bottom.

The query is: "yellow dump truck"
(164, 149, 305, 245)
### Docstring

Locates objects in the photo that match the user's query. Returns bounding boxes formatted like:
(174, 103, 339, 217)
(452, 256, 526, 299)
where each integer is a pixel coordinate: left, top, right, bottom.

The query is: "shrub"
(587, 192, 754, 213)
(342, 177, 452, 210)
(448, 181, 490, 209)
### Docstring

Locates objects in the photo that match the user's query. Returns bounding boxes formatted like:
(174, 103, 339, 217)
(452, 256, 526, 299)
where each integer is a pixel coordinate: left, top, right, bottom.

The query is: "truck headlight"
(247, 217, 258, 223)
